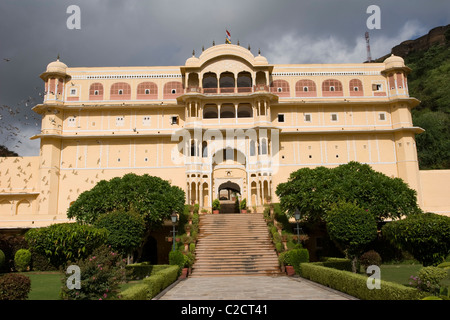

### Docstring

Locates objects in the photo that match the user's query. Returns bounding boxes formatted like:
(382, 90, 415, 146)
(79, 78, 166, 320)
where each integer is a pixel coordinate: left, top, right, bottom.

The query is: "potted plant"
(283, 251, 295, 276)
(212, 199, 220, 214)
(240, 198, 247, 213)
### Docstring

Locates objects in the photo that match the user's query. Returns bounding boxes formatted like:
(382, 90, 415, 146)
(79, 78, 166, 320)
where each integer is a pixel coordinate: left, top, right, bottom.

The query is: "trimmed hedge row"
(125, 262, 174, 280)
(121, 265, 180, 300)
(312, 258, 352, 272)
(300, 263, 426, 300)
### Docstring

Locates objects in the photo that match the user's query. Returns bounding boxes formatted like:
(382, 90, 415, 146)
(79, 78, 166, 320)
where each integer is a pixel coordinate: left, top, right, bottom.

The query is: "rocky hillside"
(376, 25, 450, 170)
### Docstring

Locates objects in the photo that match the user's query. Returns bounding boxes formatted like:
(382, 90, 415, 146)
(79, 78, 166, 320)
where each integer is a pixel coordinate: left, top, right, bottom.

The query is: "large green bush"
(382, 212, 450, 266)
(0, 273, 31, 300)
(169, 250, 185, 276)
(14, 248, 32, 272)
(25, 223, 108, 268)
(300, 263, 425, 300)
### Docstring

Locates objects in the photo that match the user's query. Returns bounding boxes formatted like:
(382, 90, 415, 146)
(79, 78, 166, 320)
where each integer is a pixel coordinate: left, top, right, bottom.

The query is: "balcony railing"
(185, 86, 270, 95)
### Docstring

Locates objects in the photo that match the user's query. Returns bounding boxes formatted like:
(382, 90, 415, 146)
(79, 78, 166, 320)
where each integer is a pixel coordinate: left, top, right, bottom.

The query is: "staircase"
(190, 213, 282, 277)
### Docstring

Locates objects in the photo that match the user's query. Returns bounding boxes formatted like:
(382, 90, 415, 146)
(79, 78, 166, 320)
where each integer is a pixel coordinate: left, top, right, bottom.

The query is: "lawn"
(19, 271, 63, 300)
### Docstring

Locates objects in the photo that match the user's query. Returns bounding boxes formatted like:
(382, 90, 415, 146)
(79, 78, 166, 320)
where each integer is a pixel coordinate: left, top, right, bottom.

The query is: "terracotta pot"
(285, 265, 295, 276)
(213, 210, 219, 214)
(179, 267, 188, 279)
(240, 209, 247, 214)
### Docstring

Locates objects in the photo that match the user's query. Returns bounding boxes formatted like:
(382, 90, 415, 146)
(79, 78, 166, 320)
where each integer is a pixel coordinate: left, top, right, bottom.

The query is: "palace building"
(1, 43, 449, 229)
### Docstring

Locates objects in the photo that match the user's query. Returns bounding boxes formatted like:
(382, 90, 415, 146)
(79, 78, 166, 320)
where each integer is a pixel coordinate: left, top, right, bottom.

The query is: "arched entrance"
(217, 180, 241, 214)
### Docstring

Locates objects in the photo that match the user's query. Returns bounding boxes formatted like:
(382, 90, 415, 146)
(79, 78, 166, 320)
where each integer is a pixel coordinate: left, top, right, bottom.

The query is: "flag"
(226, 30, 231, 44)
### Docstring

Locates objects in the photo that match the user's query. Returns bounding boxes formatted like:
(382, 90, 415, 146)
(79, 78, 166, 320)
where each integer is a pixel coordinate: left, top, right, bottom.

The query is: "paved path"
(157, 275, 356, 300)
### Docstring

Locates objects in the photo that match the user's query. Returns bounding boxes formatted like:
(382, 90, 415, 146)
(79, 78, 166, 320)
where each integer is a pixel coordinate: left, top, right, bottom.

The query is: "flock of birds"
(1, 57, 43, 153)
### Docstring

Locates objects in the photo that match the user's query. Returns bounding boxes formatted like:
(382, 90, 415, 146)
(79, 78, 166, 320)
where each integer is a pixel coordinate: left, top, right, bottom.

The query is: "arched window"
(220, 104, 235, 119)
(202, 141, 208, 158)
(260, 138, 267, 155)
(237, 104, 252, 118)
(237, 71, 252, 93)
(203, 104, 218, 119)
(163, 81, 183, 99)
(219, 72, 235, 93)
(295, 79, 317, 97)
(110, 82, 131, 100)
(322, 79, 343, 96)
(89, 83, 104, 100)
(137, 82, 158, 99)
(349, 79, 363, 96)
(250, 140, 256, 156)
(202, 72, 218, 93)
(270, 80, 290, 97)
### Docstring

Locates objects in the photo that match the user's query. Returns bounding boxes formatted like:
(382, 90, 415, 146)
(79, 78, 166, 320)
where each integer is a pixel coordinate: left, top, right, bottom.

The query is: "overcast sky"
(0, 0, 449, 156)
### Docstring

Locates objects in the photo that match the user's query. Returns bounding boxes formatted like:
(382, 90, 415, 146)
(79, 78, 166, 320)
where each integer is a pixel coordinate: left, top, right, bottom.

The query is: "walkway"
(156, 275, 356, 300)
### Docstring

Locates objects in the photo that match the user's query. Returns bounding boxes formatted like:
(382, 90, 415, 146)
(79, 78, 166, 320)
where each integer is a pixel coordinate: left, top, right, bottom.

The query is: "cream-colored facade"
(1, 44, 449, 229)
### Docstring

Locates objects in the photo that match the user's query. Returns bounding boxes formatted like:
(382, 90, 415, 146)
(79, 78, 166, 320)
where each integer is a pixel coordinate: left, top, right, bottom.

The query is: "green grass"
(19, 271, 63, 300)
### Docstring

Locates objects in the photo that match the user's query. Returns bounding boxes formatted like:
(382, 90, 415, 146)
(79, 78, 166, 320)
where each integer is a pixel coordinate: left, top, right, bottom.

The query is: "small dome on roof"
(40, 56, 71, 81)
(254, 53, 268, 65)
(46, 58, 68, 74)
(383, 54, 405, 69)
(185, 55, 200, 67)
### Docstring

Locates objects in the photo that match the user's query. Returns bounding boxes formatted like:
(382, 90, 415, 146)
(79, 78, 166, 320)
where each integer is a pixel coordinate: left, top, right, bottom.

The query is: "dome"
(384, 54, 405, 69)
(254, 53, 268, 65)
(40, 56, 71, 81)
(46, 58, 68, 74)
(185, 55, 200, 67)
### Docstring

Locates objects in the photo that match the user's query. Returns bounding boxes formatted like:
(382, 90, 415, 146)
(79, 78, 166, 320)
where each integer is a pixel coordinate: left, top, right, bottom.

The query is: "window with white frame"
(70, 88, 77, 96)
(331, 113, 338, 121)
(116, 116, 124, 127)
(277, 114, 285, 123)
(379, 112, 386, 121)
(372, 83, 382, 91)
(143, 116, 151, 126)
(304, 114, 312, 122)
(68, 116, 76, 127)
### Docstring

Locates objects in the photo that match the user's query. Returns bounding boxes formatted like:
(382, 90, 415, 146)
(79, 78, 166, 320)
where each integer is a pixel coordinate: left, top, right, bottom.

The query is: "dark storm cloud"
(0, 0, 449, 156)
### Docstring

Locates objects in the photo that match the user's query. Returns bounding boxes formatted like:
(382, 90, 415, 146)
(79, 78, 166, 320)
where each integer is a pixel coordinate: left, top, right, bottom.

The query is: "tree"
(326, 201, 378, 272)
(94, 210, 146, 264)
(275, 161, 421, 223)
(67, 173, 185, 228)
(0, 145, 18, 157)
(67, 173, 185, 262)
(382, 212, 450, 266)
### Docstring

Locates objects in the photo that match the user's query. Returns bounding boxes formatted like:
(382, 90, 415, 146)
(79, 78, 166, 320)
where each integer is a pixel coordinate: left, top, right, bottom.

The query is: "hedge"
(121, 265, 180, 300)
(300, 263, 426, 300)
(125, 263, 173, 280)
(120, 284, 148, 300)
(313, 258, 352, 272)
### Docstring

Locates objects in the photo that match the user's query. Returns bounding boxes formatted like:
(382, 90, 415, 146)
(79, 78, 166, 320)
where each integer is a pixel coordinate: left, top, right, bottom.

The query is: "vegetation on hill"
(404, 28, 450, 169)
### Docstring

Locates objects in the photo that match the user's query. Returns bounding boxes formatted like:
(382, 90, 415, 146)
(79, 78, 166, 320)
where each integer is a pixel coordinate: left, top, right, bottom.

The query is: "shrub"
(212, 199, 220, 210)
(120, 284, 148, 300)
(0, 249, 5, 270)
(60, 245, 127, 300)
(130, 265, 179, 300)
(359, 250, 382, 271)
(169, 250, 185, 275)
(318, 258, 352, 272)
(25, 222, 108, 268)
(300, 263, 425, 300)
(14, 249, 32, 272)
(0, 273, 31, 300)
(288, 249, 309, 274)
(240, 198, 247, 210)
(409, 266, 448, 295)
(437, 262, 450, 269)
(382, 212, 450, 266)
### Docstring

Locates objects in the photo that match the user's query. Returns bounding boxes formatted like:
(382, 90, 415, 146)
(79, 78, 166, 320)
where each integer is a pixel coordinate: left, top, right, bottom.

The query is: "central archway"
(218, 180, 241, 213)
